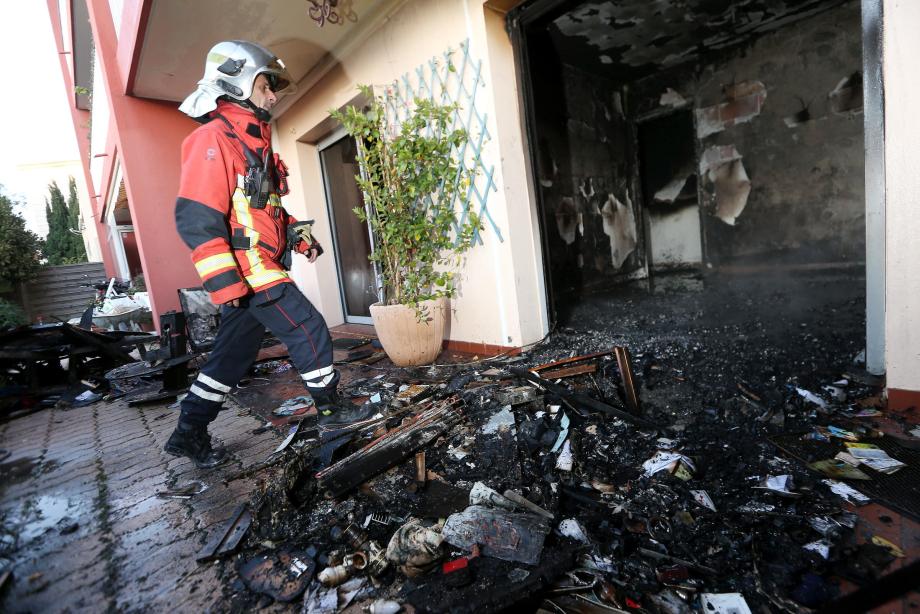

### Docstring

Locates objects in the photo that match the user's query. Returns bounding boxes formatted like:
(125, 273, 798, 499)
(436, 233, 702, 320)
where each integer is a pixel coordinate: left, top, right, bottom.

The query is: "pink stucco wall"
(52, 0, 202, 330)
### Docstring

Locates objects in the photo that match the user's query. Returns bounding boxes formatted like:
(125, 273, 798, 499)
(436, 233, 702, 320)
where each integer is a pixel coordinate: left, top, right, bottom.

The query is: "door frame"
(317, 128, 379, 325)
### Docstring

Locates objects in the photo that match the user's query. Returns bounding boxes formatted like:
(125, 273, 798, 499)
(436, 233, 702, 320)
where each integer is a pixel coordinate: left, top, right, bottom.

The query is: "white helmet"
(179, 40, 295, 122)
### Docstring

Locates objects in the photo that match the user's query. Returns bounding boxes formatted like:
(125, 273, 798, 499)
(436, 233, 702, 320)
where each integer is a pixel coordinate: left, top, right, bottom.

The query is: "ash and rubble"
(208, 270, 913, 612)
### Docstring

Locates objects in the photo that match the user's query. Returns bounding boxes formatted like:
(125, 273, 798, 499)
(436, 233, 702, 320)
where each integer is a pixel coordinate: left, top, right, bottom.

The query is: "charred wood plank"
(531, 349, 613, 372)
(540, 363, 597, 380)
(315, 397, 464, 499)
(614, 346, 641, 416)
(508, 366, 657, 429)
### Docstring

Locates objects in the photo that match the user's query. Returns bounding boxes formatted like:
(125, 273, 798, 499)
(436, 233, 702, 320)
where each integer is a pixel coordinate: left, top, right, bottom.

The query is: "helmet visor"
(263, 58, 296, 96)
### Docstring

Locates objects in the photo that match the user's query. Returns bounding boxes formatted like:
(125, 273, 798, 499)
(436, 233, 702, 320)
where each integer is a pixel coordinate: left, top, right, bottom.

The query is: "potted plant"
(331, 85, 481, 366)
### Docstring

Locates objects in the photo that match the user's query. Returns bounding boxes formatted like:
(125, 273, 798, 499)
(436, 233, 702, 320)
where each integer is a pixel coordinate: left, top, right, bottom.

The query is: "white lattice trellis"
(383, 39, 502, 245)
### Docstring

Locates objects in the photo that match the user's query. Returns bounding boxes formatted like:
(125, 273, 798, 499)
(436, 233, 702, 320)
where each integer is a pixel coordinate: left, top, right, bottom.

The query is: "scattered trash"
(59, 303, 909, 613)
(796, 387, 828, 409)
(690, 489, 717, 511)
(642, 451, 695, 477)
(871, 535, 905, 558)
(156, 480, 207, 499)
(555, 440, 573, 471)
(822, 479, 871, 504)
(196, 505, 252, 562)
(557, 519, 589, 543)
(272, 395, 314, 417)
(238, 549, 314, 602)
(753, 474, 801, 497)
(385, 518, 445, 577)
(442, 505, 550, 565)
(844, 443, 906, 474)
(700, 592, 753, 614)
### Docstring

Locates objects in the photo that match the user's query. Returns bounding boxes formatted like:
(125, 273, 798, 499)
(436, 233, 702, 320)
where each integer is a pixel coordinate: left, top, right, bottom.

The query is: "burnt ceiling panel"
(549, 0, 850, 82)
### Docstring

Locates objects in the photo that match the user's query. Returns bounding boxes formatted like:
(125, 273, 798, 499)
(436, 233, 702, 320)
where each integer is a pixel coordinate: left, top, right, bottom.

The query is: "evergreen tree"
(43, 181, 67, 264)
(65, 178, 87, 262)
(0, 188, 42, 284)
(43, 178, 87, 264)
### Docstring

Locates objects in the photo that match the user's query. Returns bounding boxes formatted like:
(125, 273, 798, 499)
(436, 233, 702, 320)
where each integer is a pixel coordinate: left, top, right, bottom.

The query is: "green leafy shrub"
(0, 298, 26, 329)
(0, 190, 42, 284)
(331, 85, 482, 316)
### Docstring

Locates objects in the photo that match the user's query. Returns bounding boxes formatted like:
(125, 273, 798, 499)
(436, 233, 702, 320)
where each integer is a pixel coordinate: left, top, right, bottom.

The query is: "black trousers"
(178, 282, 339, 427)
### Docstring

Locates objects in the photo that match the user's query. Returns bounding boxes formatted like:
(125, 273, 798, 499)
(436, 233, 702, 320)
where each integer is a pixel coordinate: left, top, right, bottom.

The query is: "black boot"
(313, 390, 377, 425)
(164, 423, 228, 468)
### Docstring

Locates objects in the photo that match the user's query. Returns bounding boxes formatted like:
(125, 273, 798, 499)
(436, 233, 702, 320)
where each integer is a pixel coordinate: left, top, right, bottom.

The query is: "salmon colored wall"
(85, 0, 200, 327)
(46, 0, 117, 280)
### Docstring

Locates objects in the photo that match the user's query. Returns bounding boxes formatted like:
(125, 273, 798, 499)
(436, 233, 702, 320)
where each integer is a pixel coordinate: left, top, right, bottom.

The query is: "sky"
(0, 2, 83, 235)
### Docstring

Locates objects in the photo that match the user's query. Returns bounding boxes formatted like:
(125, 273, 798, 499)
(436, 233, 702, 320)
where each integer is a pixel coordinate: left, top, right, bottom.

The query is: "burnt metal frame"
(862, 0, 885, 376)
(506, 0, 580, 327)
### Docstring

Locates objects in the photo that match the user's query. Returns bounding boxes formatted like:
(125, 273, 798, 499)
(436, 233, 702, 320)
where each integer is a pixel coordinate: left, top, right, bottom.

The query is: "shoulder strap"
(215, 114, 263, 169)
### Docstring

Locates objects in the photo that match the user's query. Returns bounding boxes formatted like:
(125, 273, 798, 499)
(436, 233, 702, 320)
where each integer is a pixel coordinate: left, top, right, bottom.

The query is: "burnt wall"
(631, 0, 865, 266)
(532, 44, 643, 301)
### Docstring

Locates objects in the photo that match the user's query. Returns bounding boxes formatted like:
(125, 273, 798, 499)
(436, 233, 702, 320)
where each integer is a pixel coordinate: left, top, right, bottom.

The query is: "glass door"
(318, 131, 378, 324)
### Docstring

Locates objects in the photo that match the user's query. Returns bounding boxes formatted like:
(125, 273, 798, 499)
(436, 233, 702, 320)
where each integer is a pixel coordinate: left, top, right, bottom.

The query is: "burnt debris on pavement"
(191, 273, 918, 613)
(0, 322, 156, 419)
(3, 271, 917, 612)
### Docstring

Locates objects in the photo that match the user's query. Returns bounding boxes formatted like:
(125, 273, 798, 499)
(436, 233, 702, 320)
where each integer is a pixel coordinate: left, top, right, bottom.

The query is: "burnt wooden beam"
(508, 366, 658, 429)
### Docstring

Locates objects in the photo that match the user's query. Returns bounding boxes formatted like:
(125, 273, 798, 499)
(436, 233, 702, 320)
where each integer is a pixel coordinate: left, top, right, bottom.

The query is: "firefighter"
(164, 40, 355, 468)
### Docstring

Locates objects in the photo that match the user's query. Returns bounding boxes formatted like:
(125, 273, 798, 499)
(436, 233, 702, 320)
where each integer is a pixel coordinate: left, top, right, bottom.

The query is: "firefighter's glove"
(287, 220, 324, 261)
(288, 220, 315, 247)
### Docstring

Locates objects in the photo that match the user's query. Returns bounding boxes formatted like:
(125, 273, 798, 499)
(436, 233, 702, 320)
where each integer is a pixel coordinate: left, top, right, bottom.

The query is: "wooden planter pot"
(369, 297, 448, 366)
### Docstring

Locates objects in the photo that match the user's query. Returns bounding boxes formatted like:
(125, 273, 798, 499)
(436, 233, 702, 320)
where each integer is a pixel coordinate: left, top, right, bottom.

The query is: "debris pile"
(208, 327, 915, 613)
(0, 322, 154, 418)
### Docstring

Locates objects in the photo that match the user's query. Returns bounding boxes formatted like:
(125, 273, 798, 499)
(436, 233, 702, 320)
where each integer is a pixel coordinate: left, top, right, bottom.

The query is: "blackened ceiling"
(546, 0, 852, 83)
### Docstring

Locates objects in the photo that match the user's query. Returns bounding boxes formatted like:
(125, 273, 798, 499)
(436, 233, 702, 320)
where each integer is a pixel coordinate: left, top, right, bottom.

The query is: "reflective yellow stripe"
(246, 268, 288, 288)
(194, 253, 237, 278)
(232, 184, 261, 271)
(232, 181, 288, 288)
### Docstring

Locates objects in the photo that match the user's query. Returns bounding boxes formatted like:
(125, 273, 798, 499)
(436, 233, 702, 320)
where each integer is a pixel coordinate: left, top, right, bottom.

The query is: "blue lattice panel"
(383, 40, 502, 244)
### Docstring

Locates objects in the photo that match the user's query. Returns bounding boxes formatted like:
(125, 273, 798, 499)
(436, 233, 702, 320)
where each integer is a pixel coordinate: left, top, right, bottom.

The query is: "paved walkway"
(0, 396, 282, 612)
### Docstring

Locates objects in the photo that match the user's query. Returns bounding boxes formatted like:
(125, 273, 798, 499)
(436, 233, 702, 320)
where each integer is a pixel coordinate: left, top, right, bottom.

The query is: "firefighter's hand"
(225, 298, 241, 307)
(306, 246, 320, 263)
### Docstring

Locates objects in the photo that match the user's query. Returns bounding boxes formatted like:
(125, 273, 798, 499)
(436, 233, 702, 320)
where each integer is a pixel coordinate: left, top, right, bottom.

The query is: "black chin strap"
(239, 98, 272, 122)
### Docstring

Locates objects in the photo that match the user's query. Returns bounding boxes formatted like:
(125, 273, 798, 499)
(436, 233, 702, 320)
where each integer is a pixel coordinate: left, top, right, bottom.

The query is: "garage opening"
(510, 0, 868, 345)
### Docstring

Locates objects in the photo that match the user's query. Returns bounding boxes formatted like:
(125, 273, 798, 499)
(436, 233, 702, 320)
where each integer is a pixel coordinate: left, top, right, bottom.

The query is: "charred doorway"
(508, 0, 867, 330)
(636, 109, 701, 272)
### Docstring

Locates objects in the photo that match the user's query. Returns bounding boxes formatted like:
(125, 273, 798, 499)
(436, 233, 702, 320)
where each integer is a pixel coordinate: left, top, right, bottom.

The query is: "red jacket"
(174, 101, 309, 304)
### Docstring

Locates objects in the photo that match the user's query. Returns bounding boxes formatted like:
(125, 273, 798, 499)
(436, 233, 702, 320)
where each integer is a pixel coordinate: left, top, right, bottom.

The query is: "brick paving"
(0, 395, 282, 613)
